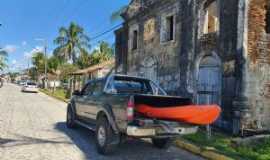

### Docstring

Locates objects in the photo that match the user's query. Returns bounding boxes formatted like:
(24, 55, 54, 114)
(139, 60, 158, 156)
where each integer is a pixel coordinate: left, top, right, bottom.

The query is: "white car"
(22, 82, 38, 93)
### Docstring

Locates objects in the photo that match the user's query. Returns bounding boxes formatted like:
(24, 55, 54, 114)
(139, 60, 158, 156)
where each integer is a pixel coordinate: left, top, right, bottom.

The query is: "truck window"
(150, 81, 167, 95)
(113, 78, 152, 94)
(92, 81, 104, 96)
(81, 82, 95, 96)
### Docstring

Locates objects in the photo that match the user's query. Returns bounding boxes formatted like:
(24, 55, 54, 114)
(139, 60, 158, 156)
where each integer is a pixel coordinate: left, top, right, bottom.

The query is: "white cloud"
(2, 45, 17, 53)
(24, 52, 32, 59)
(24, 46, 44, 59)
(12, 60, 17, 65)
(22, 41, 27, 46)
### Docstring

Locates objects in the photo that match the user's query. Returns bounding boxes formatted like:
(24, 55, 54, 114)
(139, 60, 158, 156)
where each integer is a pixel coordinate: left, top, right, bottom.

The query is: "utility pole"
(44, 41, 48, 89)
(36, 38, 48, 89)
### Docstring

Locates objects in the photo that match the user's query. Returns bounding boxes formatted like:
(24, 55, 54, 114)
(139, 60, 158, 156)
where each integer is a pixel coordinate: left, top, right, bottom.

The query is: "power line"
(90, 23, 122, 41)
(90, 34, 115, 47)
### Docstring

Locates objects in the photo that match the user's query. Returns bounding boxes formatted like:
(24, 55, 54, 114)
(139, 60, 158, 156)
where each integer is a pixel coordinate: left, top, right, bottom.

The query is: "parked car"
(66, 74, 198, 155)
(21, 82, 38, 93)
(18, 80, 27, 86)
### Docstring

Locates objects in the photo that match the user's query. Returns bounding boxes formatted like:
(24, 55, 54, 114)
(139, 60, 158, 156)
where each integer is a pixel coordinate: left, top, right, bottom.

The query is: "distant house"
(70, 60, 115, 91)
(39, 73, 61, 88)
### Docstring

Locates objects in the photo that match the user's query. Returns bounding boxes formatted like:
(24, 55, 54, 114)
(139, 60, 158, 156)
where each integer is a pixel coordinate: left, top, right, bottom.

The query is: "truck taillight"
(127, 97, 134, 121)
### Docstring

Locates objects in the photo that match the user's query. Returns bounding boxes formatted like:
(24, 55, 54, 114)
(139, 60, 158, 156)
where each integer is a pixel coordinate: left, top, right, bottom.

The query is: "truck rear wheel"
(152, 138, 172, 149)
(95, 116, 117, 155)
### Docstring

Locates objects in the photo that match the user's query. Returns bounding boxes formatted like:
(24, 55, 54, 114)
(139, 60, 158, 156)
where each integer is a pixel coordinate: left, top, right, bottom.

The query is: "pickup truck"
(66, 74, 198, 155)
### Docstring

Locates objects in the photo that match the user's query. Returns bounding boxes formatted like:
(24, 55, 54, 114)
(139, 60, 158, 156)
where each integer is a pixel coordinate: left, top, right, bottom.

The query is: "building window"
(161, 14, 175, 42)
(167, 15, 175, 41)
(203, 0, 219, 34)
(129, 24, 139, 51)
(266, 4, 270, 34)
(132, 30, 138, 50)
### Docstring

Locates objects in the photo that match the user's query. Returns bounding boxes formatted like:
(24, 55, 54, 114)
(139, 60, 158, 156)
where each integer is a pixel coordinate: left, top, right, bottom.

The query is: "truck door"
(85, 80, 104, 120)
(75, 82, 94, 118)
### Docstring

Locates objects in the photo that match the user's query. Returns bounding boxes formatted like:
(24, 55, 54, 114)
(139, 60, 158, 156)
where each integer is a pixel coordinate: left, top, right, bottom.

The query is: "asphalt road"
(0, 83, 204, 160)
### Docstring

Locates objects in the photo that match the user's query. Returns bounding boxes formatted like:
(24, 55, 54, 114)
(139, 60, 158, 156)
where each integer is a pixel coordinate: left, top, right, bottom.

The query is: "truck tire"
(151, 138, 172, 149)
(66, 105, 76, 129)
(95, 116, 117, 155)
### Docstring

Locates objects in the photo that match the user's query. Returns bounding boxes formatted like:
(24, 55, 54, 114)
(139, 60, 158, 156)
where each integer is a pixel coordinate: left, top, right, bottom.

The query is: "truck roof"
(111, 74, 150, 81)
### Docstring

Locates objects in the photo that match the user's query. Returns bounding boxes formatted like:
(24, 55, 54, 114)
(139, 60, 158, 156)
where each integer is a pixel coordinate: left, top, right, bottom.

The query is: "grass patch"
(40, 88, 69, 103)
(181, 130, 270, 160)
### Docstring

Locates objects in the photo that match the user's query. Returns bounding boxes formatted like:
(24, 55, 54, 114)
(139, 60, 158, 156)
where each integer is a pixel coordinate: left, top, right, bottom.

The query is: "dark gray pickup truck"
(66, 74, 198, 154)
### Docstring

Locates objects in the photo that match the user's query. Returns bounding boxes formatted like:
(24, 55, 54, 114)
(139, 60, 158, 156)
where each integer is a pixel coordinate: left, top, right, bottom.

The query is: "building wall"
(125, 0, 182, 94)
(116, 0, 240, 132)
(245, 0, 270, 129)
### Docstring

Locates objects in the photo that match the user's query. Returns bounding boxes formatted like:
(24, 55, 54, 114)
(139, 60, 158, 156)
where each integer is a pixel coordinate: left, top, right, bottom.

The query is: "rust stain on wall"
(248, 0, 270, 64)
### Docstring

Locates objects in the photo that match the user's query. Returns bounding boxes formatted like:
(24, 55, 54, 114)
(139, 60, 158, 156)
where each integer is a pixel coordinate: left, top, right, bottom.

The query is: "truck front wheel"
(151, 138, 172, 149)
(95, 116, 117, 155)
(66, 105, 76, 129)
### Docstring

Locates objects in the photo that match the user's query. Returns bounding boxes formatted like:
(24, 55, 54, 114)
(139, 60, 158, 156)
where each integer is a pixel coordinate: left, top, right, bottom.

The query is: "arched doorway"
(140, 56, 158, 83)
(197, 55, 221, 105)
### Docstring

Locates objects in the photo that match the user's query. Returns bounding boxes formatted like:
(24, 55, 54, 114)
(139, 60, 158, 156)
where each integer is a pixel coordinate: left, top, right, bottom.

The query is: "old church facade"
(115, 0, 270, 134)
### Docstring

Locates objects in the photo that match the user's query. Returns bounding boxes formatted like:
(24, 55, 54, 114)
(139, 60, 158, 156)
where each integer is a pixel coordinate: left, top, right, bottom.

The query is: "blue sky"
(0, 0, 130, 72)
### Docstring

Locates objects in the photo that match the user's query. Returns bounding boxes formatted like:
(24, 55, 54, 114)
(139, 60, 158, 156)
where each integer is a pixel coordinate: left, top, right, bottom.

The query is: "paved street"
(0, 83, 204, 160)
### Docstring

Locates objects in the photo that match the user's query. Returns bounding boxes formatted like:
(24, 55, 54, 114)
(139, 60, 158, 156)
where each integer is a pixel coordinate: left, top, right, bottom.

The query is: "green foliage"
(183, 130, 270, 160)
(54, 22, 90, 63)
(89, 41, 114, 65)
(76, 48, 91, 69)
(32, 52, 46, 75)
(47, 55, 62, 74)
(76, 41, 114, 69)
(8, 72, 19, 82)
(0, 50, 8, 71)
(58, 63, 78, 81)
(28, 67, 38, 81)
(40, 88, 69, 102)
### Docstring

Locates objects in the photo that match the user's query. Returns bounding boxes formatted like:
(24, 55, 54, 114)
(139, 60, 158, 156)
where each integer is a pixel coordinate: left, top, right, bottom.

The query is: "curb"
(175, 139, 233, 160)
(39, 89, 69, 103)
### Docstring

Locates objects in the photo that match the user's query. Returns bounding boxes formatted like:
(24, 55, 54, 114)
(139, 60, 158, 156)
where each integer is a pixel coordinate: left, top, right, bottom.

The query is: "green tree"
(0, 50, 8, 71)
(8, 72, 19, 82)
(32, 52, 46, 75)
(54, 22, 90, 63)
(76, 48, 91, 69)
(58, 63, 78, 82)
(28, 67, 38, 81)
(89, 41, 114, 65)
(47, 55, 62, 74)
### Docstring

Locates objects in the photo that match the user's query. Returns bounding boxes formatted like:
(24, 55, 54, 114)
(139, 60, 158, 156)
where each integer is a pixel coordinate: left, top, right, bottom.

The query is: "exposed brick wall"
(248, 0, 269, 63)
(246, 0, 270, 129)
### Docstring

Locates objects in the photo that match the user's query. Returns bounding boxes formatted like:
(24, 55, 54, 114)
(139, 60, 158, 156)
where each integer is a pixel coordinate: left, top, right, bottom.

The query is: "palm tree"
(0, 50, 8, 71)
(89, 41, 114, 65)
(54, 22, 90, 63)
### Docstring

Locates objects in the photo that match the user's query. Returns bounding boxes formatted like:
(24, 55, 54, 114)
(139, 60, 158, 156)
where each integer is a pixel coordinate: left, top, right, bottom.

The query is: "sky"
(0, 0, 130, 72)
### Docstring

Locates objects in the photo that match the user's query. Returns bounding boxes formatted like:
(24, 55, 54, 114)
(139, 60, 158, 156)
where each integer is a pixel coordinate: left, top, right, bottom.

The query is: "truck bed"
(134, 94, 192, 108)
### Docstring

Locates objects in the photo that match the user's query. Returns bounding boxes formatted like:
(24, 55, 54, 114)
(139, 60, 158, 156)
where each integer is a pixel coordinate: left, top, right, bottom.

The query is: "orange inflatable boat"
(136, 104, 221, 125)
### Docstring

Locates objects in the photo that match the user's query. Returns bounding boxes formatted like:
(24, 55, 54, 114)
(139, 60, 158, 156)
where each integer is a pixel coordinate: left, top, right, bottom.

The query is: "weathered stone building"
(115, 0, 270, 134)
